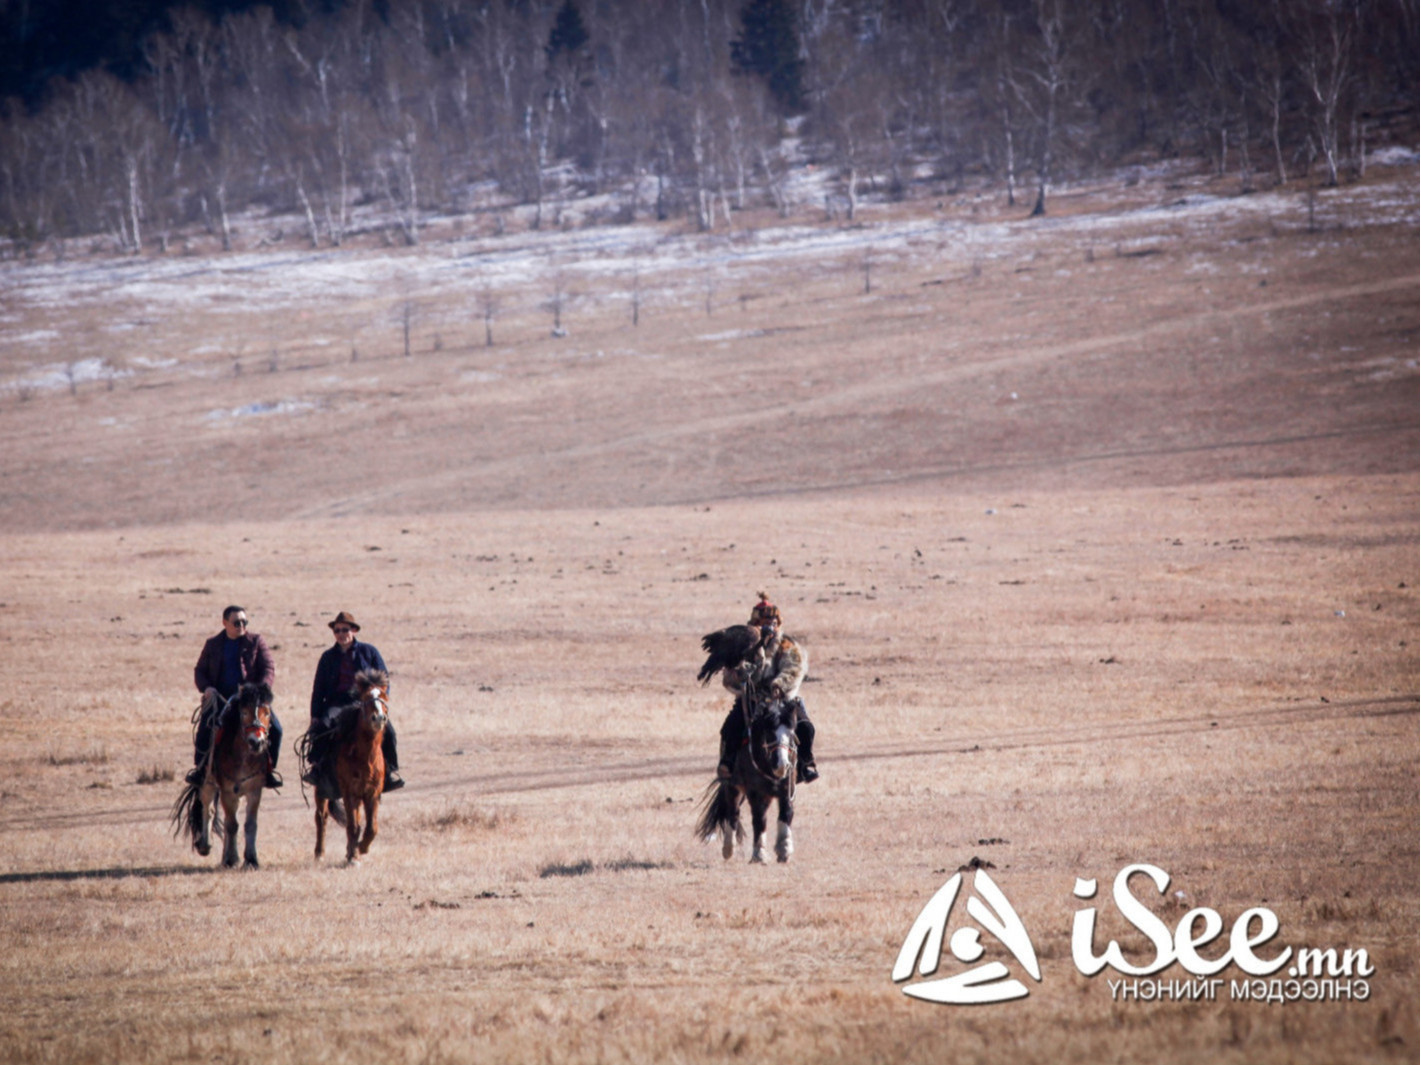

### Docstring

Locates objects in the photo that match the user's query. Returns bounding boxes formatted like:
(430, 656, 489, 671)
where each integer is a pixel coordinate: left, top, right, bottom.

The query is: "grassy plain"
(0, 165, 1416, 1063)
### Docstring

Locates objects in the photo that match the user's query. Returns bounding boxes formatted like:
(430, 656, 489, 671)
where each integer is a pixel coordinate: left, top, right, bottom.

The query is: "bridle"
(242, 701, 271, 749)
(741, 681, 796, 792)
(364, 686, 389, 731)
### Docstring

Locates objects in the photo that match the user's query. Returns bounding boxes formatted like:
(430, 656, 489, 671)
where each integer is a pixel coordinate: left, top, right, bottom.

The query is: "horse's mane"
(353, 669, 389, 694)
(216, 681, 273, 730)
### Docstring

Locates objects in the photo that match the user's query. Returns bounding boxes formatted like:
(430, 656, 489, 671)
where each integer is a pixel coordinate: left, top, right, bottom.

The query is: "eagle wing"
(697, 624, 762, 685)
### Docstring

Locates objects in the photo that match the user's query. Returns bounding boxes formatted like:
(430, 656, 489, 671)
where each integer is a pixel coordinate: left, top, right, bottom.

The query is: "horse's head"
(233, 682, 274, 753)
(354, 669, 390, 735)
(747, 696, 797, 782)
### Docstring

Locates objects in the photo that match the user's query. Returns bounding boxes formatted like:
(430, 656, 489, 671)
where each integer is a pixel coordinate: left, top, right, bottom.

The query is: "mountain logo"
(892, 868, 1042, 1004)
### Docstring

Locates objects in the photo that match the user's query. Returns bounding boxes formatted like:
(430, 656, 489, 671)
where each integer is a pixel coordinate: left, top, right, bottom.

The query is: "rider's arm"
(250, 633, 276, 689)
(768, 639, 807, 698)
(310, 650, 332, 720)
(194, 636, 218, 693)
(366, 644, 389, 681)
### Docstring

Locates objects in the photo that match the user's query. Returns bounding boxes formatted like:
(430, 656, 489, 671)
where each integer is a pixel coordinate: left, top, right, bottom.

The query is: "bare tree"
(1298, 2, 1355, 186)
(1255, 26, 1292, 185)
(1025, 0, 1070, 217)
(630, 257, 642, 325)
(481, 280, 499, 346)
(547, 259, 568, 336)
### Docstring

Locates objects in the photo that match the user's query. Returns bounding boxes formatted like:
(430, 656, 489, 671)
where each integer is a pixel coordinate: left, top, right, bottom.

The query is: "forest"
(0, 0, 1415, 251)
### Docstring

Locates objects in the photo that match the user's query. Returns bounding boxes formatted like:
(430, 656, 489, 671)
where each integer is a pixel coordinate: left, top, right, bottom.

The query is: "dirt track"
(1, 693, 1412, 839)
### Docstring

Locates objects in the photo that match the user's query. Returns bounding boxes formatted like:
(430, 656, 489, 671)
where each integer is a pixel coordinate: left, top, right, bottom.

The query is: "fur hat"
(749, 593, 781, 630)
(328, 611, 361, 632)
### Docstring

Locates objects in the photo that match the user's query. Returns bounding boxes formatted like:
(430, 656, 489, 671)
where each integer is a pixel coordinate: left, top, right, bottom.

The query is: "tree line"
(0, 0, 1414, 252)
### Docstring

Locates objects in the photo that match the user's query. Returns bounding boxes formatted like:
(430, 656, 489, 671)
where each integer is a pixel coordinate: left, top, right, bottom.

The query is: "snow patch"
(5, 357, 128, 393)
(205, 399, 316, 421)
(3, 328, 60, 345)
(698, 329, 768, 343)
(1368, 146, 1419, 167)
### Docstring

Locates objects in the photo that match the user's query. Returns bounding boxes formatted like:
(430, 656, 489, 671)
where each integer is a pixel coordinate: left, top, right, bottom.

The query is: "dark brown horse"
(696, 683, 799, 863)
(310, 670, 389, 864)
(171, 683, 275, 869)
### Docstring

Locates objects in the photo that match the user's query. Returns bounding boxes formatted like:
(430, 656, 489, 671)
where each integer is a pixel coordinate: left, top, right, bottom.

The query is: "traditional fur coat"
(723, 633, 807, 701)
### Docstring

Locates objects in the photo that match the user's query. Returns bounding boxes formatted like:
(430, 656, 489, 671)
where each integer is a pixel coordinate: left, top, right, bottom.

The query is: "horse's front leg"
(343, 791, 363, 864)
(314, 799, 327, 861)
(748, 791, 770, 864)
(242, 786, 262, 869)
(775, 787, 794, 863)
(358, 796, 378, 855)
(219, 787, 240, 868)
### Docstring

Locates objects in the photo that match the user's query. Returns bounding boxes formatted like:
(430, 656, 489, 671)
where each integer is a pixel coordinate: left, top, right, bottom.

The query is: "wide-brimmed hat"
(328, 611, 361, 632)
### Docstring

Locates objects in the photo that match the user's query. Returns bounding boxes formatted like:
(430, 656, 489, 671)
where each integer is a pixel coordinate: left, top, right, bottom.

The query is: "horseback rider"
(189, 605, 283, 789)
(717, 593, 818, 784)
(302, 611, 404, 793)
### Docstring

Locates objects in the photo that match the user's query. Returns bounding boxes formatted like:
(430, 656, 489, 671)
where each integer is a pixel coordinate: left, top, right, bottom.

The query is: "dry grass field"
(0, 163, 1416, 1064)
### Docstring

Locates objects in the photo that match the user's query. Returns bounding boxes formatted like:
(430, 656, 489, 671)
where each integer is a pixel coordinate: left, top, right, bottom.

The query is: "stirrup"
(383, 771, 405, 791)
(797, 761, 819, 784)
(185, 766, 205, 785)
(264, 770, 283, 790)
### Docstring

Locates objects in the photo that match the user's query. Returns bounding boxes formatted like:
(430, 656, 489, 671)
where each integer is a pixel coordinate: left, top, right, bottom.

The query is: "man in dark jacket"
(303, 611, 404, 792)
(189, 605, 282, 787)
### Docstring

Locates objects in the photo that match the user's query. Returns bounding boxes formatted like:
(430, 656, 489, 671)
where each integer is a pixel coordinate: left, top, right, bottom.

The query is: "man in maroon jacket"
(188, 604, 282, 788)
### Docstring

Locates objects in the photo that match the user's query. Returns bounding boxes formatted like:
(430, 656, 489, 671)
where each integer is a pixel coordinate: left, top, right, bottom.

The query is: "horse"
(171, 682, 275, 869)
(696, 683, 799, 863)
(308, 670, 390, 864)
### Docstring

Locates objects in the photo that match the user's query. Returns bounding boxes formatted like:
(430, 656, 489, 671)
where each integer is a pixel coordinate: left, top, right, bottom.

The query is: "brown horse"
(171, 683, 275, 869)
(312, 670, 390, 864)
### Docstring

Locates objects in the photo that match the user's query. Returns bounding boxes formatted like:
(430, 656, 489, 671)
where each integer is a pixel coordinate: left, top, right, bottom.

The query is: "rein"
(742, 683, 794, 790)
(190, 692, 233, 783)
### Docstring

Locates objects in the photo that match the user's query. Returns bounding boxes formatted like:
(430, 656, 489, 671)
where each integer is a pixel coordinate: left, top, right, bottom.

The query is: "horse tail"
(694, 779, 742, 844)
(170, 779, 204, 847)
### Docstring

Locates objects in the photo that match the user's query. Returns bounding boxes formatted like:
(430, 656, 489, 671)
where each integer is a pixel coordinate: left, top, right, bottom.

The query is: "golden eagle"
(697, 624, 766, 685)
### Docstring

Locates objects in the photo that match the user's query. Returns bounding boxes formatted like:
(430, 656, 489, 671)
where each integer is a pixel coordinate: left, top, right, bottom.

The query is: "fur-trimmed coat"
(722, 633, 807, 701)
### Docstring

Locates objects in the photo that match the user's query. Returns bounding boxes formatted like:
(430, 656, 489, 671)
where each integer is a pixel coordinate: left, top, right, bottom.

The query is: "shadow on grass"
(0, 864, 216, 884)
(538, 857, 674, 878)
(539, 859, 595, 878)
(603, 857, 674, 872)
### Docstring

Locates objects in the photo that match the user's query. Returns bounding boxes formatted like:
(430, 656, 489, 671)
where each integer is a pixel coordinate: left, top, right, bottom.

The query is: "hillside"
(0, 161, 1415, 532)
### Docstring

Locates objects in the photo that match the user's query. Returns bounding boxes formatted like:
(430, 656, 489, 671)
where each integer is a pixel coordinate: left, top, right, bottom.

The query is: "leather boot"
(795, 716, 818, 783)
(315, 768, 340, 802)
